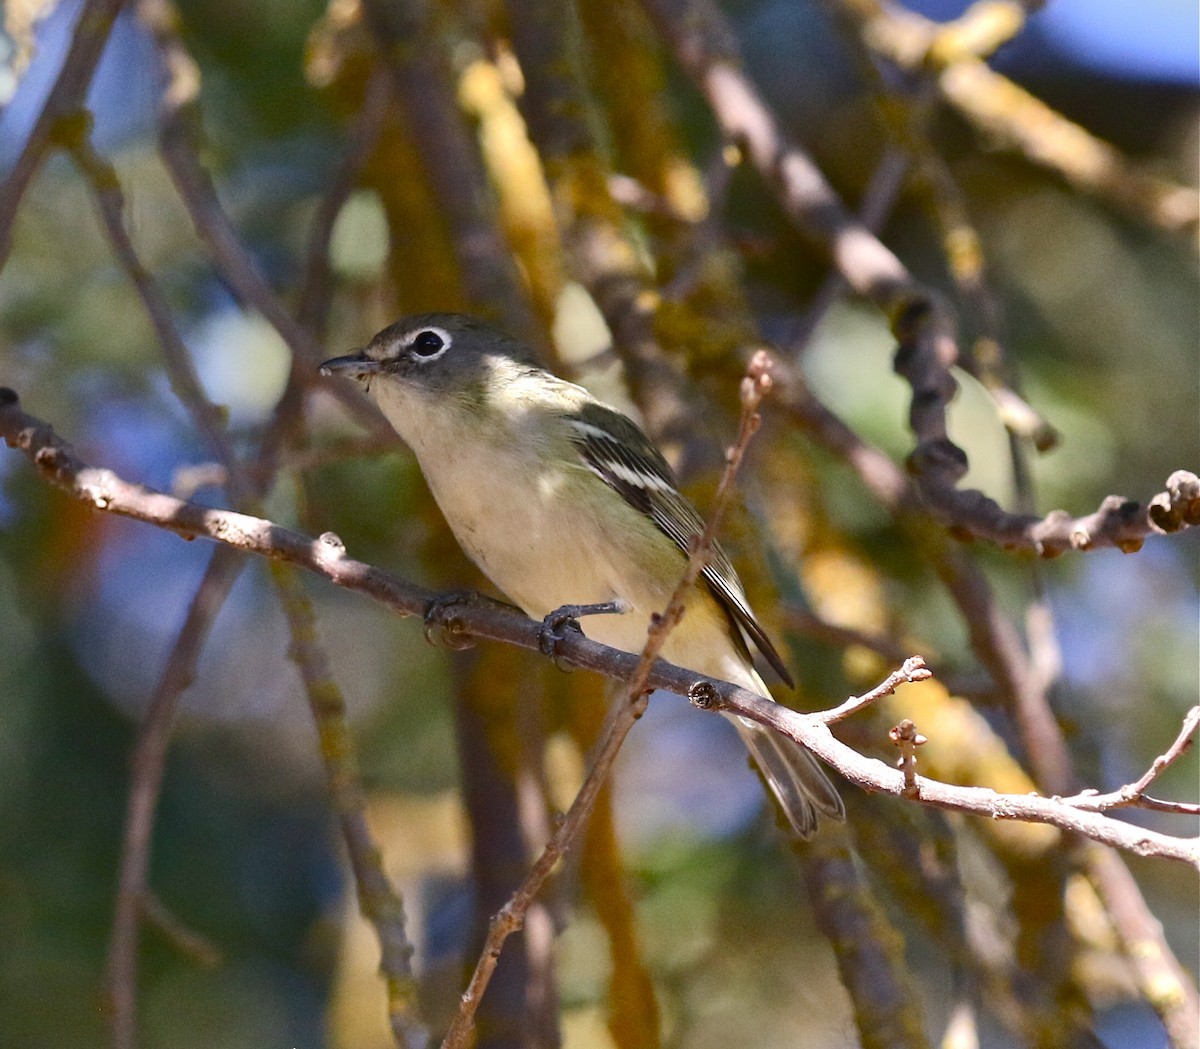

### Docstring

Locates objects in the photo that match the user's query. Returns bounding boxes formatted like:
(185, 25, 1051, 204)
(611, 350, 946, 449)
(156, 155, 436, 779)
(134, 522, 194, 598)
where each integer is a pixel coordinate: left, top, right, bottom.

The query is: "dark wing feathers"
(566, 401, 795, 688)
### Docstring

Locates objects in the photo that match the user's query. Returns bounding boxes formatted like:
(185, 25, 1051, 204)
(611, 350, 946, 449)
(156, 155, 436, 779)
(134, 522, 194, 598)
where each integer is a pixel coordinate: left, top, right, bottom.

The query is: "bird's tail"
(728, 714, 845, 840)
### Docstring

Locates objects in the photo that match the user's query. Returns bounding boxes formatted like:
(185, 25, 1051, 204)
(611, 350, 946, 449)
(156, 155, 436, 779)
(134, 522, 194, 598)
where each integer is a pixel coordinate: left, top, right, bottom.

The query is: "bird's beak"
(318, 351, 382, 379)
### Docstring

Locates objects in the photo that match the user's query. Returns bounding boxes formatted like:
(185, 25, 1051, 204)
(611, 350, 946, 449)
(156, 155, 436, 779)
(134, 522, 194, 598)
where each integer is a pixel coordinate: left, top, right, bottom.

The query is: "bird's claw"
(539, 605, 584, 671)
(423, 590, 477, 650)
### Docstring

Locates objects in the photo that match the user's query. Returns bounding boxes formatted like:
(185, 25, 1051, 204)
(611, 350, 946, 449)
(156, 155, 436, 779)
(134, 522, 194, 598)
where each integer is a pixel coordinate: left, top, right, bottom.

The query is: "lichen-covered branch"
(830, 0, 1199, 238)
(504, 0, 702, 457)
(359, 0, 539, 344)
(270, 563, 427, 1049)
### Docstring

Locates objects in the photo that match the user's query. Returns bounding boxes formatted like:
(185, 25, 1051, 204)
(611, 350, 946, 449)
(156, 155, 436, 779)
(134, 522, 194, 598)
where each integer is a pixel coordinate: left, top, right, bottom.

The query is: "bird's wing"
(566, 400, 794, 687)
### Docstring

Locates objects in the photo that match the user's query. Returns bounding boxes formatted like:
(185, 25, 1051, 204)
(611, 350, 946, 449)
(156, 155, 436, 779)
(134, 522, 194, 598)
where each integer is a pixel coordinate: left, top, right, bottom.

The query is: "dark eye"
(412, 330, 445, 357)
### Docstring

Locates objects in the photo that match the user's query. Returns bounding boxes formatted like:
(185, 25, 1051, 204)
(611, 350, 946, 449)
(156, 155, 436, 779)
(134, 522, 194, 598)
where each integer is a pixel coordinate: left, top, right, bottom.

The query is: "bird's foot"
(422, 589, 480, 650)
(538, 600, 627, 668)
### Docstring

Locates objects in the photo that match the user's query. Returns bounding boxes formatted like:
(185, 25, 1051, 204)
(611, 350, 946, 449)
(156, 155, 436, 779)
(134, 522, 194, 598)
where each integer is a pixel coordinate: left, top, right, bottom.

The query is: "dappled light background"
(0, 1, 1196, 1048)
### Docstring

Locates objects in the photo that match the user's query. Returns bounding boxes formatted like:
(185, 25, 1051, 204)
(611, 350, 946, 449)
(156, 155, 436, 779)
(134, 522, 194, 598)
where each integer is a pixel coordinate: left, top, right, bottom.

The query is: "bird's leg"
(539, 599, 628, 665)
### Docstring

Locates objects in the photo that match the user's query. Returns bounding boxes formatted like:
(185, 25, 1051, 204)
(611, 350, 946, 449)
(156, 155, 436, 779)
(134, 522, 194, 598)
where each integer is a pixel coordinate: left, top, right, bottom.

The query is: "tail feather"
(729, 714, 845, 839)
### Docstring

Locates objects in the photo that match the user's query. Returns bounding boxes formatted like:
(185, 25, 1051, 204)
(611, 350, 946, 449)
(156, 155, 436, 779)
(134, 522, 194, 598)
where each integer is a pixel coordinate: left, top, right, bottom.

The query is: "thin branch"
(785, 146, 911, 358)
(938, 460, 1200, 556)
(774, 350, 1200, 561)
(820, 656, 932, 723)
(1134, 798, 1200, 818)
(768, 354, 1200, 1036)
(270, 562, 427, 1049)
(139, 891, 222, 969)
(936, 57, 1200, 239)
(103, 547, 245, 1049)
(4, 389, 1197, 869)
(643, 0, 1198, 559)
(439, 680, 648, 1049)
(359, 0, 540, 344)
(134, 0, 380, 436)
(638, 0, 913, 305)
(842, 49, 1057, 451)
(888, 718, 927, 798)
(440, 350, 775, 1049)
(0, 0, 126, 270)
(923, 0, 1033, 64)
(895, 303, 1199, 557)
(832, 0, 1199, 238)
(61, 14, 418, 1039)
(1063, 707, 1200, 814)
(64, 119, 251, 501)
(689, 677, 1199, 868)
(1087, 847, 1200, 1049)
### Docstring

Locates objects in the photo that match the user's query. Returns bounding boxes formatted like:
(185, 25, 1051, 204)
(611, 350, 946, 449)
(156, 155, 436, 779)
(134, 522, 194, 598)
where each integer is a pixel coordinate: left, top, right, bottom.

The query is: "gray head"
(318, 313, 537, 400)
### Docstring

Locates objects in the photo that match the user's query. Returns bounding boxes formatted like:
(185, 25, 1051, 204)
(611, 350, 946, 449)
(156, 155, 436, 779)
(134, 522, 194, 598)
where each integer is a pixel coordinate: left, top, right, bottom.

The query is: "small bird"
(320, 313, 843, 838)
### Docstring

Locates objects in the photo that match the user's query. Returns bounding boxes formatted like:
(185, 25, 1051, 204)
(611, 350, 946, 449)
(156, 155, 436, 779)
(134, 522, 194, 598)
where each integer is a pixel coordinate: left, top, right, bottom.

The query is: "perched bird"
(320, 313, 844, 838)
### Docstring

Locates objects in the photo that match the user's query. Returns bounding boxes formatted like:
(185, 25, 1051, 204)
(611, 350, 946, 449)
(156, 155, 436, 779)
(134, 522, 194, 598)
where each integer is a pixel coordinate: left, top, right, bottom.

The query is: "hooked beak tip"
(318, 352, 380, 379)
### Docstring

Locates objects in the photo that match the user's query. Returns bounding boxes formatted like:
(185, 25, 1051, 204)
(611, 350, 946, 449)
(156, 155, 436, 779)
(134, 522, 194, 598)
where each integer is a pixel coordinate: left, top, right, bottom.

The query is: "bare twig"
(103, 547, 244, 1049)
(439, 682, 649, 1049)
(440, 352, 775, 1049)
(785, 146, 911, 358)
(773, 353, 1200, 558)
(821, 656, 932, 723)
(889, 718, 927, 798)
(4, 390, 1197, 869)
(1133, 797, 1200, 818)
(1063, 707, 1200, 814)
(270, 562, 427, 1049)
(924, 0, 1032, 64)
(0, 0, 126, 270)
(64, 120, 251, 501)
(841, 52, 1057, 451)
(897, 306, 1198, 557)
(139, 892, 222, 969)
(692, 675, 1199, 867)
(1087, 847, 1200, 1049)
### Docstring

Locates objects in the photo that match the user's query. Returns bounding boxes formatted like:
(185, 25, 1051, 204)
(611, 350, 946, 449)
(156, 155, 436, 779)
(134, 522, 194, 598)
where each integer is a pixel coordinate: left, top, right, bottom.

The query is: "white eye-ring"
(409, 327, 450, 361)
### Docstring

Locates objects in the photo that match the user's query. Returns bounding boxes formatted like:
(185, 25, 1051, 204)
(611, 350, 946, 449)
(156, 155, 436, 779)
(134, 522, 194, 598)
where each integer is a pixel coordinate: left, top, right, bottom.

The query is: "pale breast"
(423, 440, 620, 617)
(368, 372, 754, 687)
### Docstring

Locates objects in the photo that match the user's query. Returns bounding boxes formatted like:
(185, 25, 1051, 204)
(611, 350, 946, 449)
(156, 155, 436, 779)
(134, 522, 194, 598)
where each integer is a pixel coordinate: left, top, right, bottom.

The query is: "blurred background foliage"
(0, 1, 1196, 1048)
